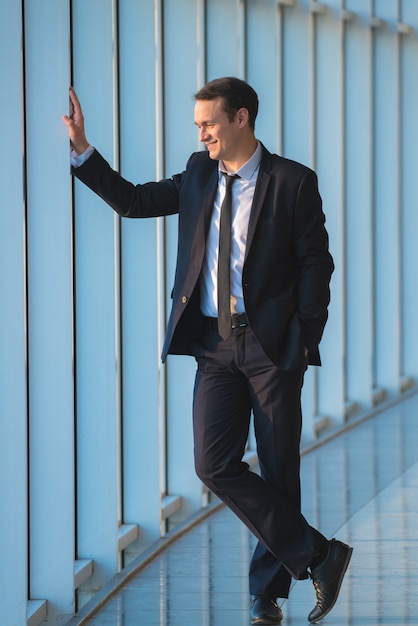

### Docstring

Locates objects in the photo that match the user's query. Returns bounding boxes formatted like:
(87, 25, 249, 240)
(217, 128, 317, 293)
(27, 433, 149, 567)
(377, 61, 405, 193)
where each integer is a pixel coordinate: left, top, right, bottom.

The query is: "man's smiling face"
(194, 97, 243, 164)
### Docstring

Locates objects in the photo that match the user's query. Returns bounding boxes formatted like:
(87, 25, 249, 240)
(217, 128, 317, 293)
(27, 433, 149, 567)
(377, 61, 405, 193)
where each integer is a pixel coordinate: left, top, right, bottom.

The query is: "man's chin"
(207, 149, 219, 160)
(205, 144, 219, 160)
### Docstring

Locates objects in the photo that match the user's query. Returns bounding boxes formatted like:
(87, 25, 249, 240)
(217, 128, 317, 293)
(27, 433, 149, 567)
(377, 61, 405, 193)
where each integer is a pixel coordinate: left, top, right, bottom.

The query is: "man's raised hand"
(62, 87, 90, 155)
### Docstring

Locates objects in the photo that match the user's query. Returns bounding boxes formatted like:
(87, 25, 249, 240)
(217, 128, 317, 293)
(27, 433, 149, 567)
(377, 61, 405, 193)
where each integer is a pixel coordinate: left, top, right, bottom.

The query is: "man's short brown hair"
(194, 77, 259, 130)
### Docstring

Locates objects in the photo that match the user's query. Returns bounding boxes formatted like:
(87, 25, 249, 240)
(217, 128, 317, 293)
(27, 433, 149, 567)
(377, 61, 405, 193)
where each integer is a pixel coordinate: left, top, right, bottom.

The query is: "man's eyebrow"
(194, 119, 215, 126)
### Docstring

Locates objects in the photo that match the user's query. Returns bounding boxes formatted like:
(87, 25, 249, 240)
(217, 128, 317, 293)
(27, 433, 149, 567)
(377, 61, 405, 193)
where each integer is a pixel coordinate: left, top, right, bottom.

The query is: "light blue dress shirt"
(200, 141, 262, 317)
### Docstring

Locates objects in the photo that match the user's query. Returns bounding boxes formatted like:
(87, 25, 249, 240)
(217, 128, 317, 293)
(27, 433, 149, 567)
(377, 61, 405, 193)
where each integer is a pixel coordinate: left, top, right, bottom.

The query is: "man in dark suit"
(63, 77, 352, 624)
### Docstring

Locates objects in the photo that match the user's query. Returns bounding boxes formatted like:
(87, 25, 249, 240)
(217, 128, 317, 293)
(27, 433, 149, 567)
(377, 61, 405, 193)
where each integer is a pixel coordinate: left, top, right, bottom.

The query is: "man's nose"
(199, 128, 209, 142)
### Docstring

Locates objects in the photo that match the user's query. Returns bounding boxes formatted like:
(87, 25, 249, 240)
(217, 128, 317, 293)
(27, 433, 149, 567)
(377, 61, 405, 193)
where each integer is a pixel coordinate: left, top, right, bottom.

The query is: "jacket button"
(181, 295, 188, 304)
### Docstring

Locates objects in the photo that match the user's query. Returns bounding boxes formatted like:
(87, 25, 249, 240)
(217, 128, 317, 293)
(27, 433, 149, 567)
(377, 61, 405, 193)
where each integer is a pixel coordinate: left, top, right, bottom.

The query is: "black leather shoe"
(308, 538, 353, 623)
(251, 596, 283, 624)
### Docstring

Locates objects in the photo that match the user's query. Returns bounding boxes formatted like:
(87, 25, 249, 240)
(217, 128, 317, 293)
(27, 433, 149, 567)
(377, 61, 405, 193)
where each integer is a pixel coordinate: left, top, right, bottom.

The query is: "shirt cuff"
(70, 145, 94, 168)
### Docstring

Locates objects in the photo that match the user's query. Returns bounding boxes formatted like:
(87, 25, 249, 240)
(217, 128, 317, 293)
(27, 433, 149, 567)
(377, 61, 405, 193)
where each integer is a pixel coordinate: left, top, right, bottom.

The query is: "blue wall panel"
(314, 7, 345, 419)
(2, 1, 418, 623)
(72, 0, 120, 594)
(118, 0, 162, 557)
(400, 2, 418, 380)
(163, 0, 207, 520)
(0, 1, 28, 623)
(207, 0, 245, 79)
(282, 5, 312, 166)
(247, 0, 282, 153)
(373, 1, 401, 391)
(344, 7, 374, 406)
(24, 0, 75, 619)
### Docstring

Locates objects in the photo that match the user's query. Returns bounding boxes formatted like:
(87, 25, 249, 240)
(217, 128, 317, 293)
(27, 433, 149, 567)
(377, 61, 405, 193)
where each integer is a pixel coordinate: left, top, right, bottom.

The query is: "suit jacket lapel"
(244, 156, 271, 262)
(202, 166, 219, 237)
(188, 165, 218, 273)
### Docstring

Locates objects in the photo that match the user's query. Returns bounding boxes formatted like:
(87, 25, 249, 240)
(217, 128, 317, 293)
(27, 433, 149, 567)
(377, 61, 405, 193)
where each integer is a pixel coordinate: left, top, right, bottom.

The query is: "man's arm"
(294, 170, 334, 353)
(62, 87, 182, 219)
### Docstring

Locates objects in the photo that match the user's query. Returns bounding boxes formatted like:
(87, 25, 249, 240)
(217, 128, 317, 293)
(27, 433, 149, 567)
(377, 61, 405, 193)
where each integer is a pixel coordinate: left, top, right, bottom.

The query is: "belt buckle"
(231, 313, 247, 329)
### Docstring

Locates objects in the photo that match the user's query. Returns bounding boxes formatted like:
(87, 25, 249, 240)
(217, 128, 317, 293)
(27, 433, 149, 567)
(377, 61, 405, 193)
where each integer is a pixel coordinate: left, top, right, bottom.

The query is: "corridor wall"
(1, 0, 417, 623)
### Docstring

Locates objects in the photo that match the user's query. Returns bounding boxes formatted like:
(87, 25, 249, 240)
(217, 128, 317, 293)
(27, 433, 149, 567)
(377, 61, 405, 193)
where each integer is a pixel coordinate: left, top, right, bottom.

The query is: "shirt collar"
(219, 141, 262, 182)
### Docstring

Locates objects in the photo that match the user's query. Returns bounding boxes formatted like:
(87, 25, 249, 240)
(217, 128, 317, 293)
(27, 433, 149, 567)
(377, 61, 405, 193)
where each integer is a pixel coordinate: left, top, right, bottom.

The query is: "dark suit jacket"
(73, 143, 334, 369)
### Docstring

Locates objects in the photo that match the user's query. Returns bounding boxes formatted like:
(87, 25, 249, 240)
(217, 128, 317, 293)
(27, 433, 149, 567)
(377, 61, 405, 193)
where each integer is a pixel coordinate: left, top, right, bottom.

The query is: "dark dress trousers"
(73, 143, 334, 598)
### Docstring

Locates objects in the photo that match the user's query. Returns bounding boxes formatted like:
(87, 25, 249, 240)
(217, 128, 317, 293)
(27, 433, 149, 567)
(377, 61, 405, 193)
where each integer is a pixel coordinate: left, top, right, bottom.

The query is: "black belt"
(204, 312, 248, 331)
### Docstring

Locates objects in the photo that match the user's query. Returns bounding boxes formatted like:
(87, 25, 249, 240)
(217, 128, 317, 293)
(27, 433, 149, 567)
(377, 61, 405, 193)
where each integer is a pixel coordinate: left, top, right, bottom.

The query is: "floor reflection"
(79, 393, 418, 625)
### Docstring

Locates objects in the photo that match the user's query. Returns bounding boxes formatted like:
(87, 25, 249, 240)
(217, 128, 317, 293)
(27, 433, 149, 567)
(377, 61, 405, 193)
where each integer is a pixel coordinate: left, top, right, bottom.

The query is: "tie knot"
(222, 172, 240, 187)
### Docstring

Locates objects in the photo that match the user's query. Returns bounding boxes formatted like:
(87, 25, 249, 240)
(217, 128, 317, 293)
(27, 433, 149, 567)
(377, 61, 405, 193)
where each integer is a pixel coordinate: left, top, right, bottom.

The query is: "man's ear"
(236, 107, 250, 128)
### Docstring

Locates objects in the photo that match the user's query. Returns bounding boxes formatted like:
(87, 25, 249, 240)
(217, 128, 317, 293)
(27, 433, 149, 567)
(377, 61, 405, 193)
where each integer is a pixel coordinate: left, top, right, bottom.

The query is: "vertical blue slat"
(24, 0, 75, 619)
(246, 0, 282, 445)
(118, 0, 162, 557)
(247, 0, 281, 154)
(282, 2, 317, 436)
(163, 0, 205, 521)
(400, 2, 418, 379)
(373, 0, 400, 391)
(206, 0, 243, 79)
(283, 0, 312, 166)
(72, 0, 120, 596)
(345, 0, 374, 407)
(314, 7, 345, 421)
(0, 2, 28, 623)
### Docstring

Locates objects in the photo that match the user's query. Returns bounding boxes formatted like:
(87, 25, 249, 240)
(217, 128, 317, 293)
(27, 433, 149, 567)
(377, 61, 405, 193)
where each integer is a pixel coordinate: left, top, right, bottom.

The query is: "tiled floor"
(72, 392, 418, 625)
